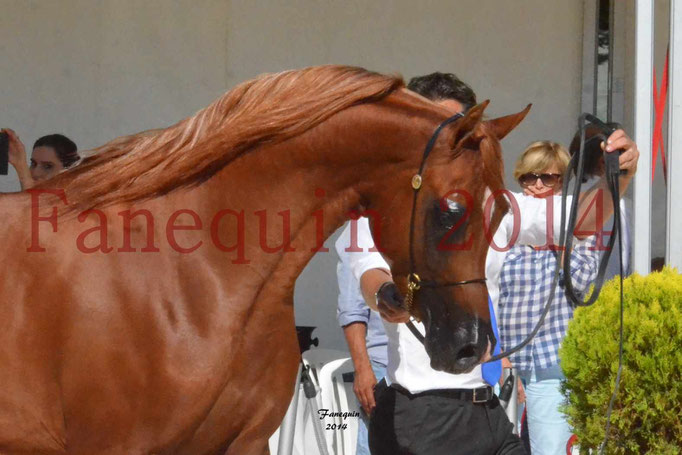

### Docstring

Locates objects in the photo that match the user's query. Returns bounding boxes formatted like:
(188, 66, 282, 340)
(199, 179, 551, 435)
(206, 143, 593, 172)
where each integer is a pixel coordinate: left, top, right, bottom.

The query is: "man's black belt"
(390, 383, 494, 403)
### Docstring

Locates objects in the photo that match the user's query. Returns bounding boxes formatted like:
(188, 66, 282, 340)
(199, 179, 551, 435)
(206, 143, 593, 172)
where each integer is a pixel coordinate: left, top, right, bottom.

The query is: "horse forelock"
(44, 65, 404, 213)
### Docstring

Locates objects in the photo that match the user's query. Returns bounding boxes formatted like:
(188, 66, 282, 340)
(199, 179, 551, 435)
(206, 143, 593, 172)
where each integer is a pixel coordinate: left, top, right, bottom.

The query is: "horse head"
(370, 101, 530, 374)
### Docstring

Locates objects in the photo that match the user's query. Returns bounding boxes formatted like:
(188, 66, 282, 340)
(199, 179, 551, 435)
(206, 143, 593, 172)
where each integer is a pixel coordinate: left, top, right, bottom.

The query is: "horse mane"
(45, 66, 404, 212)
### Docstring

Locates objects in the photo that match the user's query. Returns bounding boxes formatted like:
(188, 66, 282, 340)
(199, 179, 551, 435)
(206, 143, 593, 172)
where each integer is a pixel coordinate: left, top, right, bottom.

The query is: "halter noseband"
(405, 112, 487, 319)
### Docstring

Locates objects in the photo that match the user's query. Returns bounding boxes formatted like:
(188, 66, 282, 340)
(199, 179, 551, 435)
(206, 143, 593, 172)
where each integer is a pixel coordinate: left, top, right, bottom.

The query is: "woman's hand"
(3, 129, 27, 167)
(2, 128, 35, 190)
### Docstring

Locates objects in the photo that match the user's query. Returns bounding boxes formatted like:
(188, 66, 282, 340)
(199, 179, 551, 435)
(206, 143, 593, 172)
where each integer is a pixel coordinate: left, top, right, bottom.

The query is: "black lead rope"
(598, 157, 625, 455)
(561, 114, 622, 307)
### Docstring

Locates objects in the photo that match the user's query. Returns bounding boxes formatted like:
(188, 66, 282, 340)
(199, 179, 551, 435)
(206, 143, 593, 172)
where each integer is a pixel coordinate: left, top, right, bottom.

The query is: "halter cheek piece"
(405, 112, 487, 320)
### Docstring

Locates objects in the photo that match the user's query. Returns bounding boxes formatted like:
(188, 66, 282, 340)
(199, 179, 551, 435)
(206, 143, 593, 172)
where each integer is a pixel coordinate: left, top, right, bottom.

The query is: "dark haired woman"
(1, 128, 79, 190)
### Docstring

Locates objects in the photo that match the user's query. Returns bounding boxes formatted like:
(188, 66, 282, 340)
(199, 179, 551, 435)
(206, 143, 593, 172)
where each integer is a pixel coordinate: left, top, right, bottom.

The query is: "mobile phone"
(0, 132, 9, 175)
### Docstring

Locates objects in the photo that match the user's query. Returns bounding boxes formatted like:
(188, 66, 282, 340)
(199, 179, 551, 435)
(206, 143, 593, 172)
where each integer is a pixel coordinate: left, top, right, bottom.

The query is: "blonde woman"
(514, 141, 567, 198)
(498, 141, 599, 455)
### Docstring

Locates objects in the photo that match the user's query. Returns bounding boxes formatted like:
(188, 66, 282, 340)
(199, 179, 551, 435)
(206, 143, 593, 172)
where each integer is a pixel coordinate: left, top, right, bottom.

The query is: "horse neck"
(190, 92, 445, 291)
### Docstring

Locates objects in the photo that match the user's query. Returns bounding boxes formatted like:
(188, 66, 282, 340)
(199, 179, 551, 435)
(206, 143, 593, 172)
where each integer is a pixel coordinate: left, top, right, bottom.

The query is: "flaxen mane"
(45, 66, 403, 212)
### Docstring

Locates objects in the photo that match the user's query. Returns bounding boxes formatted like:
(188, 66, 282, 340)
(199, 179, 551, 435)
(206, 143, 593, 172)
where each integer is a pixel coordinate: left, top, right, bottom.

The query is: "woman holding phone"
(0, 128, 79, 190)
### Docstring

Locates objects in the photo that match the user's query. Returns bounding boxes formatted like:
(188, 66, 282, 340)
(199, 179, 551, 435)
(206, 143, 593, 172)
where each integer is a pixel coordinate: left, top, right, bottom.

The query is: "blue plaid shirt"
(498, 237, 599, 372)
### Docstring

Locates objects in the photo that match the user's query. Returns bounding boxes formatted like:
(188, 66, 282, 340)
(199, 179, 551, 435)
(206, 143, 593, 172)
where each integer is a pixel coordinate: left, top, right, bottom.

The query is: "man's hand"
(604, 129, 639, 177)
(353, 366, 377, 415)
(376, 282, 410, 323)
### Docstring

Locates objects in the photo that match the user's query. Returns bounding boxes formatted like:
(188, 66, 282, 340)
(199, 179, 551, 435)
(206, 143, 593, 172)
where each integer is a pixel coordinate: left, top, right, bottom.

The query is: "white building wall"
(0, 0, 584, 351)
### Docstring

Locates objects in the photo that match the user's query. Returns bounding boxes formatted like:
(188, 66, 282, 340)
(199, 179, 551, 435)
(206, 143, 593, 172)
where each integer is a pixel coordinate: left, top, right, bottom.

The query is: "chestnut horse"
(0, 66, 528, 454)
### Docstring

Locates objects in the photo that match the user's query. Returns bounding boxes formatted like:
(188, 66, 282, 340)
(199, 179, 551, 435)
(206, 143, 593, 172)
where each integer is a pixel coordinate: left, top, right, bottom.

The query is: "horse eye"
(445, 198, 462, 212)
(428, 199, 470, 251)
(439, 200, 465, 230)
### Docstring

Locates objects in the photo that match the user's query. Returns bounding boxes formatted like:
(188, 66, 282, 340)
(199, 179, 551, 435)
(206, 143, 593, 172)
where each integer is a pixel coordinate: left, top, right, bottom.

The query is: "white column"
(667, 0, 682, 269)
(633, 0, 654, 275)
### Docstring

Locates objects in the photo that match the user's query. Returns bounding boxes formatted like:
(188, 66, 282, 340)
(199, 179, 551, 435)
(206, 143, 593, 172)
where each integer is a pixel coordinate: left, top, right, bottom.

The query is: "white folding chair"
(317, 357, 360, 455)
(300, 349, 351, 454)
(301, 348, 350, 387)
(269, 349, 352, 455)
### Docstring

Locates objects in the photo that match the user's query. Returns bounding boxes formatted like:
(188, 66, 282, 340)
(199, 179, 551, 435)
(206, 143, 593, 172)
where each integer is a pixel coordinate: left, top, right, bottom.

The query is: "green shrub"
(560, 266, 682, 454)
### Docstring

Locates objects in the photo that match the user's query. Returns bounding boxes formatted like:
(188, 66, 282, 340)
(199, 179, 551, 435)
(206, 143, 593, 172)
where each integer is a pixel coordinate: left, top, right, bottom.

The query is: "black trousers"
(369, 383, 527, 455)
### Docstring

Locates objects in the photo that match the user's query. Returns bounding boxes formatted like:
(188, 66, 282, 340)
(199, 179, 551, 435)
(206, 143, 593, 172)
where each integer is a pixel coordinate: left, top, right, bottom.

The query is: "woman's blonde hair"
(513, 141, 570, 181)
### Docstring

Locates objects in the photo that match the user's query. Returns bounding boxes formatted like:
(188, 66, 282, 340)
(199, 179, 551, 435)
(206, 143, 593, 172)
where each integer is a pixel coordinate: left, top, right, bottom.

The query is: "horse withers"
(0, 66, 528, 454)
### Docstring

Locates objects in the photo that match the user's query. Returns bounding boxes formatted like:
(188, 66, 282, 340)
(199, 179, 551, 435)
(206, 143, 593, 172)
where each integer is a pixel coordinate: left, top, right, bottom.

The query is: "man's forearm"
(575, 174, 632, 239)
(359, 268, 392, 311)
(574, 129, 639, 238)
(342, 322, 373, 374)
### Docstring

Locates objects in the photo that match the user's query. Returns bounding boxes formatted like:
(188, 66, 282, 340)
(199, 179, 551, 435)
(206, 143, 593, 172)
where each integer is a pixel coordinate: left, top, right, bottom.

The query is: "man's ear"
(485, 104, 532, 141)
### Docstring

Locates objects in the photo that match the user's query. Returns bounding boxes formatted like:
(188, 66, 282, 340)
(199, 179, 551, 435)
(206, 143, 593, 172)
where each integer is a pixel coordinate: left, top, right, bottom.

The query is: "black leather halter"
(404, 112, 487, 322)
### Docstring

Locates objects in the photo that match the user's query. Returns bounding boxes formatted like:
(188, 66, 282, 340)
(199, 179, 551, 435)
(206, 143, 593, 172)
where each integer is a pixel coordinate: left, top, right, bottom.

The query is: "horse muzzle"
(422, 304, 495, 374)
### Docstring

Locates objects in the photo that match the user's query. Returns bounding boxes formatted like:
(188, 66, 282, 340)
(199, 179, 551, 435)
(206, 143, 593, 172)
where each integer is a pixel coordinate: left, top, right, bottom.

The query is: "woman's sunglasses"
(518, 172, 562, 187)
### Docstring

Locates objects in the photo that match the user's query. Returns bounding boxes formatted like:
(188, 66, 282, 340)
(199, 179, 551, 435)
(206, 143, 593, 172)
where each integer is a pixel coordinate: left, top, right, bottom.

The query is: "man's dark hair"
(407, 72, 477, 110)
(568, 125, 603, 181)
(33, 134, 80, 168)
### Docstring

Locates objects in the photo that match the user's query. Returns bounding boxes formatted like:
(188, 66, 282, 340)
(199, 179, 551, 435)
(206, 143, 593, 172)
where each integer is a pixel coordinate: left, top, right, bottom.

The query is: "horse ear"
(453, 100, 490, 143)
(485, 104, 532, 141)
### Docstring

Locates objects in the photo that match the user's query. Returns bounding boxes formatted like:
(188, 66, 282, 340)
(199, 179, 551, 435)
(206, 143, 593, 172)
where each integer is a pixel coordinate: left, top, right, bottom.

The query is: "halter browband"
(405, 112, 487, 319)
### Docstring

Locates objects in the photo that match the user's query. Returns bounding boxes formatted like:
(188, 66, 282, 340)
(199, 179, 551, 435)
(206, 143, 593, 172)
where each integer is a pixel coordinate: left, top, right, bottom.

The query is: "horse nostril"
(454, 343, 479, 366)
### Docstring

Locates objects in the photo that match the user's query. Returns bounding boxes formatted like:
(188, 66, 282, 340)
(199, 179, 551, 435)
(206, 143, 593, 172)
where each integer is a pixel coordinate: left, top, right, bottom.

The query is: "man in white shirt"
(336, 72, 507, 455)
(340, 105, 639, 452)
